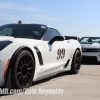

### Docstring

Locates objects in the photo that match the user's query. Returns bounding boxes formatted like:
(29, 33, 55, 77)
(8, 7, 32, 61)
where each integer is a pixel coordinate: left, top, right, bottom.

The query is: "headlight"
(82, 49, 86, 52)
(95, 49, 100, 52)
(0, 41, 13, 51)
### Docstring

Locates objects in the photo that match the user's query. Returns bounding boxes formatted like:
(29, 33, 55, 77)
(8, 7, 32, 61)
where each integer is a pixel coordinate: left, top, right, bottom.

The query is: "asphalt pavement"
(0, 63, 100, 100)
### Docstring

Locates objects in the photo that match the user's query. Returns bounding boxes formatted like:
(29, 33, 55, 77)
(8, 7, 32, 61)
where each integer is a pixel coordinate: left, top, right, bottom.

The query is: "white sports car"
(79, 37, 100, 62)
(0, 24, 82, 89)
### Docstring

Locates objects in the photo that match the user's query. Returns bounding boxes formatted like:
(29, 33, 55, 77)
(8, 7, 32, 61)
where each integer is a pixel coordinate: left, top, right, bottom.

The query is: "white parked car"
(79, 37, 100, 62)
(0, 24, 82, 89)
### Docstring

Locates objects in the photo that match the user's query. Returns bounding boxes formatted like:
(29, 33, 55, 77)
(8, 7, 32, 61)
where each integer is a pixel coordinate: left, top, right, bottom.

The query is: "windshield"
(79, 37, 100, 44)
(0, 24, 47, 39)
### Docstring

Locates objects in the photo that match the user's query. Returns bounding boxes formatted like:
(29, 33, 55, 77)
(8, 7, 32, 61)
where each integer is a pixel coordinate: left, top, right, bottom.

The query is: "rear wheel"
(11, 50, 35, 89)
(70, 49, 81, 74)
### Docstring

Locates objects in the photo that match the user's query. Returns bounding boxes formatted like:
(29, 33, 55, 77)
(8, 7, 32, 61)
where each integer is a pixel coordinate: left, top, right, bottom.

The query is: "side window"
(43, 28, 59, 41)
(58, 31, 63, 36)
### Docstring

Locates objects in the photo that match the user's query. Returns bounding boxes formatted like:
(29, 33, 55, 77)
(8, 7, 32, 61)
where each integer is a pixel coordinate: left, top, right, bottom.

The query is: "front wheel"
(11, 50, 35, 89)
(70, 49, 82, 74)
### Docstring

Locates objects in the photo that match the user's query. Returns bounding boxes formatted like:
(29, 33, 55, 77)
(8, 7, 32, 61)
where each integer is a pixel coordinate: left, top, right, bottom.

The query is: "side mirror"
(49, 36, 64, 45)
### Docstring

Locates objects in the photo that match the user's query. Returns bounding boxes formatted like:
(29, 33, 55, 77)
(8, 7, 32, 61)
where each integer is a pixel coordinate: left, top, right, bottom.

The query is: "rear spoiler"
(64, 36, 80, 40)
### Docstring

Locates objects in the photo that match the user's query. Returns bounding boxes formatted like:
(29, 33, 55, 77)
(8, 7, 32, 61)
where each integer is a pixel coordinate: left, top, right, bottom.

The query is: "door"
(42, 28, 71, 72)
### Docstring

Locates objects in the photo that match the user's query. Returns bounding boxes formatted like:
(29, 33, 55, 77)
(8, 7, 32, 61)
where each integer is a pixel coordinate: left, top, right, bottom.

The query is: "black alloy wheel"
(71, 50, 82, 74)
(12, 50, 35, 89)
(75, 51, 81, 71)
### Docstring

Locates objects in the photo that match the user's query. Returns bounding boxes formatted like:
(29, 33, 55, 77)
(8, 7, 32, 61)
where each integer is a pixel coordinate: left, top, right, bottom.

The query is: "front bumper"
(82, 52, 100, 62)
(0, 51, 10, 86)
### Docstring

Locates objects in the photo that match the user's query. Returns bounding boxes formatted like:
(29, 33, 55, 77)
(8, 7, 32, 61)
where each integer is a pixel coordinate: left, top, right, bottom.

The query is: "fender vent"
(64, 59, 70, 68)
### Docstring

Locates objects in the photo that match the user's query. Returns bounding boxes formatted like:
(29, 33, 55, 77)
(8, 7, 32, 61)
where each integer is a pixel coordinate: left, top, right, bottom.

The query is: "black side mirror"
(49, 36, 64, 45)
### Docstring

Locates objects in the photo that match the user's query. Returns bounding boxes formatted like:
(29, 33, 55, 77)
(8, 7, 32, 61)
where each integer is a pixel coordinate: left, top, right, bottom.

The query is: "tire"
(11, 50, 35, 89)
(70, 49, 82, 74)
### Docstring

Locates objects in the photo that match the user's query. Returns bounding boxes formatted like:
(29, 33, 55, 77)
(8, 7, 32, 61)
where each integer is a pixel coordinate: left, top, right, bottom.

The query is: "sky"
(0, 0, 100, 37)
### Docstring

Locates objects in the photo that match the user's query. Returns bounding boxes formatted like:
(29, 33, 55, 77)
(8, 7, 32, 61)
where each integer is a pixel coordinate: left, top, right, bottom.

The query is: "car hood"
(81, 43, 100, 48)
(0, 36, 14, 41)
(0, 36, 43, 46)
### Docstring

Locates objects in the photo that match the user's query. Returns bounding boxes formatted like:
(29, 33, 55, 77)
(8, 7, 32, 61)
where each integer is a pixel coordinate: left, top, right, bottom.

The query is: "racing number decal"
(57, 48, 65, 60)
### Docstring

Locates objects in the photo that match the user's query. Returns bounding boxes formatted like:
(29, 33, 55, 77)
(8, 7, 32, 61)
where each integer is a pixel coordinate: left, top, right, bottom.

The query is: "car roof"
(2, 23, 57, 30)
(5, 23, 47, 26)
